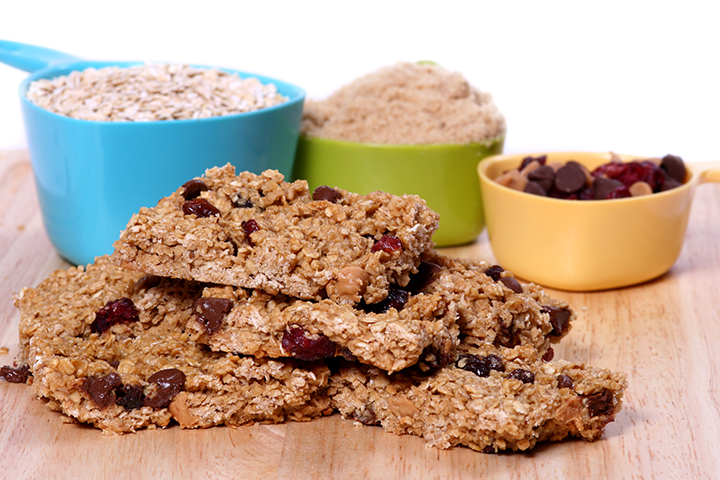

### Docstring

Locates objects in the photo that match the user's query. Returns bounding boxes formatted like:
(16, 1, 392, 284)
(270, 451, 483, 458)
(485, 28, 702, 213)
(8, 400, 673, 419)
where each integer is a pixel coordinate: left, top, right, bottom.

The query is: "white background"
(1, 0, 719, 163)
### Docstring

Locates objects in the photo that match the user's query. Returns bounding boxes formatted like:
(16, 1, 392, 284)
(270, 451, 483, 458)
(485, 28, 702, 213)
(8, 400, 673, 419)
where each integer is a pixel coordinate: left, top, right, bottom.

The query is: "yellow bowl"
(478, 151, 720, 291)
(293, 135, 504, 247)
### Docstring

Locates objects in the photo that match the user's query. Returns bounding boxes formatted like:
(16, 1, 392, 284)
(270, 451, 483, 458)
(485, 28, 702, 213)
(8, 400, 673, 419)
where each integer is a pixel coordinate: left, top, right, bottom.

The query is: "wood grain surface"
(1, 150, 718, 479)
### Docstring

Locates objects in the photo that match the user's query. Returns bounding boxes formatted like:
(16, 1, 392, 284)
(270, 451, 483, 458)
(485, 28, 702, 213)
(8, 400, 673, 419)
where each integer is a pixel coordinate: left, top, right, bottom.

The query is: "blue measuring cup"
(0, 40, 305, 266)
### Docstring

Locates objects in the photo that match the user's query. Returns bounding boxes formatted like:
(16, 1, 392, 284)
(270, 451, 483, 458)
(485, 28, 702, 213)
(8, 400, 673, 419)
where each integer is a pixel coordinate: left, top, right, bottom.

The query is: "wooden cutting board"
(1, 150, 719, 479)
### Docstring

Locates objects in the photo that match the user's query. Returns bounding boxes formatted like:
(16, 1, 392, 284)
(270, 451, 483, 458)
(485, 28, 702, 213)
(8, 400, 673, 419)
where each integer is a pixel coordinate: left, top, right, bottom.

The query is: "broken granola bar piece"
(186, 285, 457, 373)
(328, 343, 627, 452)
(110, 165, 439, 305)
(419, 252, 574, 355)
(14, 257, 331, 434)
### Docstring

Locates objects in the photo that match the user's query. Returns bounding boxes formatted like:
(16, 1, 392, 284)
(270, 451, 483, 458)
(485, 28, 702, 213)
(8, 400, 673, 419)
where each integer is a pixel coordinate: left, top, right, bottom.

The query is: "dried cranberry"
(116, 384, 145, 410)
(0, 364, 31, 383)
(457, 354, 505, 377)
(81, 373, 123, 409)
(182, 198, 220, 217)
(194, 297, 233, 334)
(91, 298, 139, 334)
(593, 160, 663, 192)
(405, 261, 442, 294)
(144, 368, 186, 409)
(557, 374, 574, 389)
(484, 265, 504, 282)
(361, 288, 409, 314)
(181, 179, 209, 200)
(371, 235, 403, 253)
(543, 305, 571, 337)
(542, 347, 554, 362)
(313, 185, 342, 203)
(242, 219, 260, 246)
(506, 369, 535, 384)
(585, 389, 613, 417)
(281, 326, 336, 361)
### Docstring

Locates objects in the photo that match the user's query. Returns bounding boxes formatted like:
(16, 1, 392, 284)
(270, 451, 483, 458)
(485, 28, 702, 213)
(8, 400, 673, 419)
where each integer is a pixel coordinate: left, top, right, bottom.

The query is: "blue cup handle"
(0, 40, 82, 73)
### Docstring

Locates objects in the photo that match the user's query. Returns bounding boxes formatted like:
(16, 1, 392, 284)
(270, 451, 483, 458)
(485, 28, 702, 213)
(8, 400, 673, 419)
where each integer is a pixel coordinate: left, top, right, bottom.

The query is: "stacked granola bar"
(7, 165, 627, 451)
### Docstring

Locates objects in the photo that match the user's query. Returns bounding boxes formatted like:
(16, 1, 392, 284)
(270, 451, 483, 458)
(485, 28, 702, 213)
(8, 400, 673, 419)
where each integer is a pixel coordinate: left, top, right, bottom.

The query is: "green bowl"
(292, 135, 505, 247)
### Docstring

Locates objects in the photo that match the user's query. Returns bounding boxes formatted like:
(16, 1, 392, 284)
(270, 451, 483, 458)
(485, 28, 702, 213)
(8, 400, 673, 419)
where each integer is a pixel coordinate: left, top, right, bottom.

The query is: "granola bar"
(110, 165, 440, 305)
(14, 257, 331, 434)
(183, 252, 573, 372)
(328, 343, 627, 452)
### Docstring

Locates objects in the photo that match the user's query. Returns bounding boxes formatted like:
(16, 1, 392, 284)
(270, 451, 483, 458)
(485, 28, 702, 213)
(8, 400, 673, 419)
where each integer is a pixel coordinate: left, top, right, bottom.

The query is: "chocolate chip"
(181, 179, 209, 200)
(506, 369, 535, 384)
(313, 185, 342, 203)
(144, 368, 186, 409)
(0, 365, 31, 383)
(359, 288, 409, 314)
(585, 389, 613, 417)
(527, 165, 556, 192)
(134, 275, 162, 293)
(484, 265, 504, 282)
(555, 162, 587, 193)
(659, 169, 683, 191)
(182, 198, 220, 217)
(405, 261, 442, 293)
(499, 277, 523, 293)
(194, 297, 234, 334)
(520, 155, 547, 170)
(543, 306, 572, 337)
(81, 373, 123, 409)
(592, 176, 625, 200)
(91, 298, 139, 334)
(660, 154, 686, 183)
(457, 354, 505, 377)
(523, 180, 548, 196)
(557, 374, 574, 389)
(116, 384, 145, 410)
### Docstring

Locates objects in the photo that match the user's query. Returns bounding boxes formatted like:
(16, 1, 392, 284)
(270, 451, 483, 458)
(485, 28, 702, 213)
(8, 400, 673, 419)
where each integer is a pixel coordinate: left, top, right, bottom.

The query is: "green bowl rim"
(298, 133, 506, 150)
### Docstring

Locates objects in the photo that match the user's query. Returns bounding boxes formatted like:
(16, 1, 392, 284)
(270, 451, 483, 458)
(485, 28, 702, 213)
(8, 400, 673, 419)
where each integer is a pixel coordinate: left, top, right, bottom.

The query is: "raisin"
(182, 198, 220, 217)
(91, 298, 139, 334)
(405, 261, 441, 294)
(144, 368, 186, 409)
(232, 195, 254, 208)
(499, 277, 523, 293)
(194, 297, 234, 334)
(557, 374, 574, 389)
(585, 389, 614, 417)
(543, 306, 572, 337)
(360, 288, 409, 314)
(313, 185, 342, 203)
(371, 235, 403, 253)
(507, 369, 535, 384)
(457, 354, 505, 377)
(80, 373, 123, 409)
(484, 265, 504, 282)
(116, 384, 145, 410)
(0, 364, 31, 383)
(281, 326, 336, 361)
(242, 219, 260, 246)
(181, 179, 209, 200)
